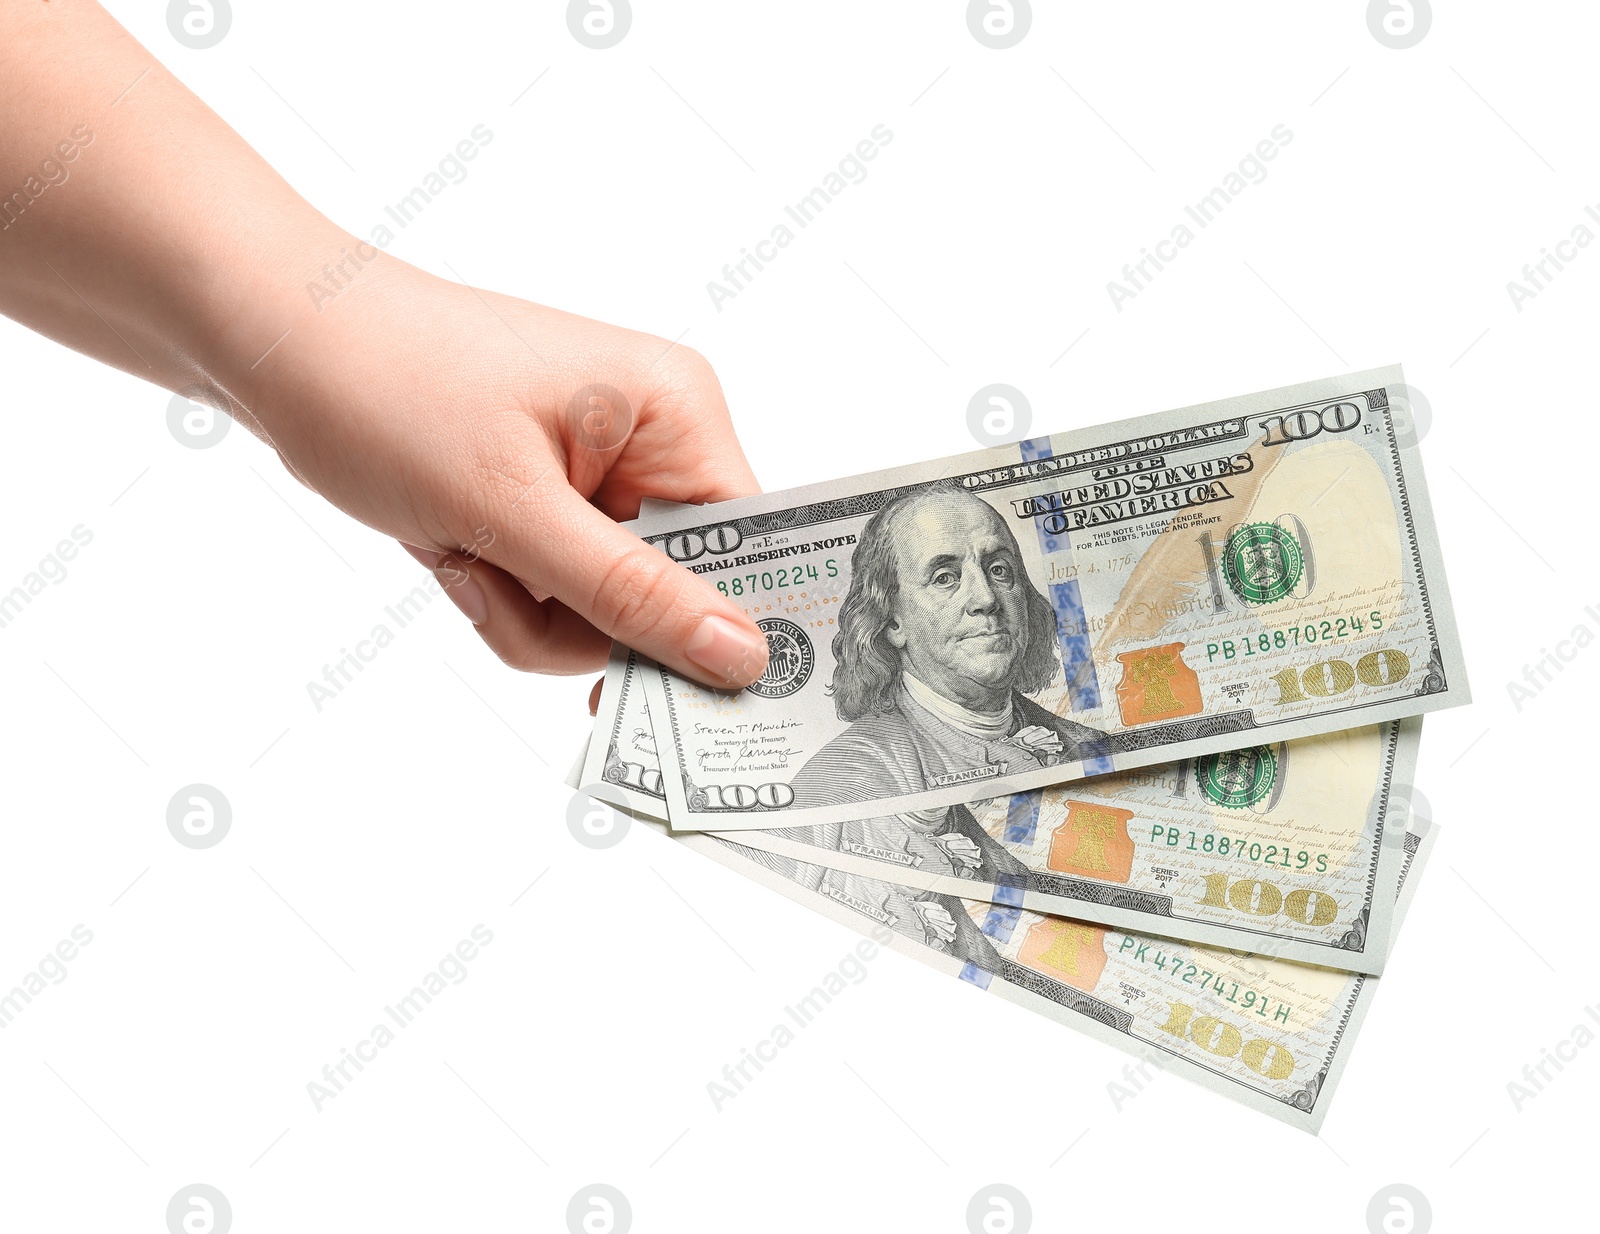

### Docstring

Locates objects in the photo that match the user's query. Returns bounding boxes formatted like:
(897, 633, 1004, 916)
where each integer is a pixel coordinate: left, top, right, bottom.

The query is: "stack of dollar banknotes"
(567, 365, 1467, 1132)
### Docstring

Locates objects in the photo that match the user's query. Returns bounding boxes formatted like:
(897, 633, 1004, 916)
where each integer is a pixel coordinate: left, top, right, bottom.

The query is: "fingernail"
(436, 567, 489, 626)
(402, 543, 443, 569)
(684, 615, 768, 685)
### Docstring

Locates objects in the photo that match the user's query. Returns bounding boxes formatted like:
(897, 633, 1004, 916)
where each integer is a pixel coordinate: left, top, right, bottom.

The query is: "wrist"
(188, 217, 385, 398)
(193, 219, 425, 428)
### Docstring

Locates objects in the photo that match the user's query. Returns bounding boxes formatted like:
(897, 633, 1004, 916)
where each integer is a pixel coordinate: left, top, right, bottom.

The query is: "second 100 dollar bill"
(581, 648, 1421, 974)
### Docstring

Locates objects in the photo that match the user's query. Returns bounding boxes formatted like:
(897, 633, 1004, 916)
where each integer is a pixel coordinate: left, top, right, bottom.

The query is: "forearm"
(0, 1, 771, 689)
(0, 0, 368, 409)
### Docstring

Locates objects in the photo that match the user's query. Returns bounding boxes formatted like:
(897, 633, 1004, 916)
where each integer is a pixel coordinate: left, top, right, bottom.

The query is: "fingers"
(493, 485, 769, 690)
(588, 676, 604, 716)
(399, 542, 609, 674)
(412, 547, 489, 625)
(657, 347, 762, 500)
(395, 341, 770, 688)
(581, 345, 763, 517)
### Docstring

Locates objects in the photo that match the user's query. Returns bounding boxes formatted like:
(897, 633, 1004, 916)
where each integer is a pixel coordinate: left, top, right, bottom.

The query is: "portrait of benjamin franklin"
(794, 479, 1104, 803)
(763, 481, 1107, 967)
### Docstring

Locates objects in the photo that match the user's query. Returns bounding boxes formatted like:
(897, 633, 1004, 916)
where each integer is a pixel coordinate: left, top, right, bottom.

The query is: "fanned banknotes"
(623, 365, 1465, 831)
(582, 648, 1420, 973)
(670, 818, 1435, 1133)
(565, 732, 1434, 1131)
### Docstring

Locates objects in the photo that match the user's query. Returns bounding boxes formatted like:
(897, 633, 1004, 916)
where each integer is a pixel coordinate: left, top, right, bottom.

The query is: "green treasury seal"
(1196, 744, 1279, 809)
(1222, 522, 1304, 605)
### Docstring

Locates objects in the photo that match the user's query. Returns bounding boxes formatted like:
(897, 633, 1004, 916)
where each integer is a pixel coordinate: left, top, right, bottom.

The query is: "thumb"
(519, 485, 770, 689)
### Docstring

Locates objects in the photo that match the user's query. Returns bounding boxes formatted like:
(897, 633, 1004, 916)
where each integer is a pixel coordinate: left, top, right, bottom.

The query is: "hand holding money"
(572, 365, 1466, 1128)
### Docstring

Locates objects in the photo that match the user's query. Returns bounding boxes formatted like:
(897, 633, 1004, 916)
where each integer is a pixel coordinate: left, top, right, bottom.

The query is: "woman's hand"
(225, 258, 771, 688)
(0, 3, 769, 691)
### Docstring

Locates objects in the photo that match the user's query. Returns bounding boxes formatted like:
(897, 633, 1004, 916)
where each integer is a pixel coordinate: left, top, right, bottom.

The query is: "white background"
(2, 1, 1594, 1231)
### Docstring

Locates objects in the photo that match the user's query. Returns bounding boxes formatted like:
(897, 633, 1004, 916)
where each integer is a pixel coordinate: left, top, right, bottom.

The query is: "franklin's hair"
(828, 480, 1061, 721)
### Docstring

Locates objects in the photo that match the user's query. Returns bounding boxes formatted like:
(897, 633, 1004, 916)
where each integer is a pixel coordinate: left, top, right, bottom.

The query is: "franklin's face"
(885, 491, 1031, 709)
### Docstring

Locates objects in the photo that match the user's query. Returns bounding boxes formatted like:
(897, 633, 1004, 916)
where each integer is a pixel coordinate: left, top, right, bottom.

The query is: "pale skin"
(0, 0, 771, 702)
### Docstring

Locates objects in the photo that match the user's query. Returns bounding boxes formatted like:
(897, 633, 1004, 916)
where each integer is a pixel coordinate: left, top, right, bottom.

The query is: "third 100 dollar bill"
(567, 736, 1435, 1130)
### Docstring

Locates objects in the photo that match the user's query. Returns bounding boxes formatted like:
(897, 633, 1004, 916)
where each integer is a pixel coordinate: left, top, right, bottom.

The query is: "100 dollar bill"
(673, 819, 1435, 1133)
(724, 718, 1420, 974)
(632, 365, 1465, 830)
(582, 649, 1418, 973)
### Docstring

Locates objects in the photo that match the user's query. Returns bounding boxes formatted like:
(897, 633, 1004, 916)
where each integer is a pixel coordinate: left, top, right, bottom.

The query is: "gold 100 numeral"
(1198, 874, 1338, 926)
(1157, 1002, 1296, 1079)
(1270, 647, 1410, 704)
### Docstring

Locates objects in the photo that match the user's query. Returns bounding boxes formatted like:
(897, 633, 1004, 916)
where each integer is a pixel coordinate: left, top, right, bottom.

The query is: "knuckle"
(588, 547, 683, 639)
(657, 343, 720, 394)
(676, 344, 716, 377)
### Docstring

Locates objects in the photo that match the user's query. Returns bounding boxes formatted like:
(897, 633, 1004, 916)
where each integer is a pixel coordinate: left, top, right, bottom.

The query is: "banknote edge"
(623, 366, 1415, 541)
(594, 619, 1413, 974)
(1301, 818, 1439, 1136)
(634, 366, 1472, 831)
(559, 750, 1438, 1133)
(661, 686, 1459, 832)
(663, 818, 1435, 1132)
(715, 716, 1421, 976)
(579, 645, 672, 821)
